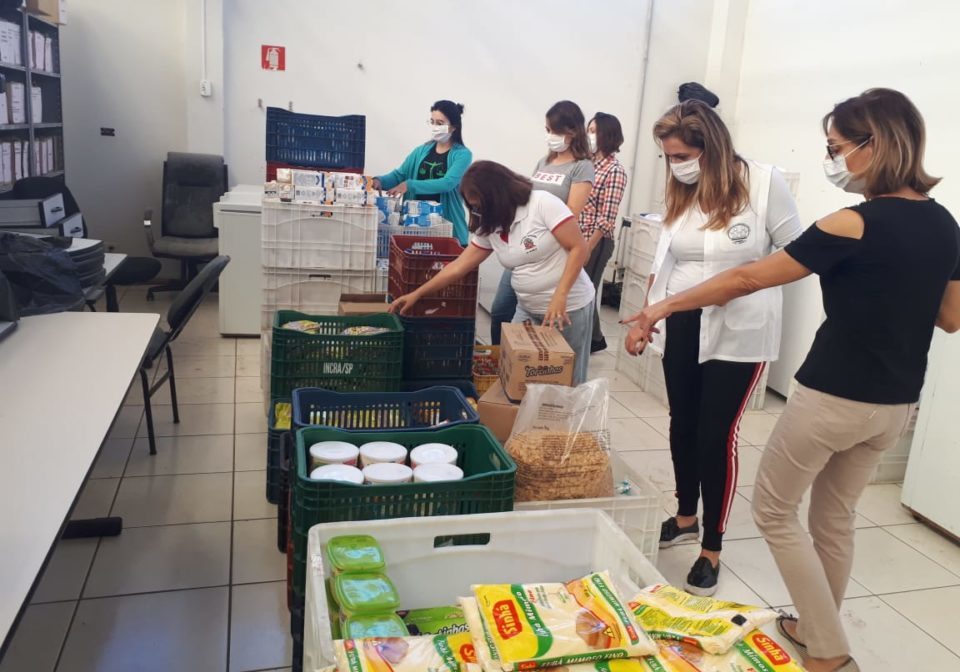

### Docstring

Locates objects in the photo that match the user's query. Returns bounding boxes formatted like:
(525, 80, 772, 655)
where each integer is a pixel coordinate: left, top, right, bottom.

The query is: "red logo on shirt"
(521, 235, 536, 251)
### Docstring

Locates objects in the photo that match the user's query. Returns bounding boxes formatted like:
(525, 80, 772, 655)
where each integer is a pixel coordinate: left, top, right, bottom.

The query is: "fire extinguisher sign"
(261, 45, 286, 71)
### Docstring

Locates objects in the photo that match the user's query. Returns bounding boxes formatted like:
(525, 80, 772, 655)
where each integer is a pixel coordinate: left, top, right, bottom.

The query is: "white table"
(85, 252, 128, 308)
(0, 311, 159, 651)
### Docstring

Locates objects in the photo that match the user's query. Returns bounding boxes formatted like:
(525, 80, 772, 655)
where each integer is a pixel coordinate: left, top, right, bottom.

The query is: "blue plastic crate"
(291, 386, 478, 431)
(400, 316, 476, 380)
(265, 107, 365, 171)
(400, 379, 478, 402)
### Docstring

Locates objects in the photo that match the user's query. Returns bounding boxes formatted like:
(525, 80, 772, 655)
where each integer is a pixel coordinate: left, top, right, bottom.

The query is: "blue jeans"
(489, 270, 518, 345)
(513, 300, 594, 385)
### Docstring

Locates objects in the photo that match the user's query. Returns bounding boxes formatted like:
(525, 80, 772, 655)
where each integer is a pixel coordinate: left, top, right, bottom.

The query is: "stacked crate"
(613, 214, 769, 411)
(388, 234, 479, 384)
(260, 199, 380, 411)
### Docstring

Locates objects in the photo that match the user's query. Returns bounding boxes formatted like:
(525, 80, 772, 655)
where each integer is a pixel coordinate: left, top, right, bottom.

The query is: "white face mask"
(823, 140, 869, 194)
(546, 132, 569, 153)
(670, 156, 701, 185)
(587, 132, 598, 154)
(430, 124, 452, 143)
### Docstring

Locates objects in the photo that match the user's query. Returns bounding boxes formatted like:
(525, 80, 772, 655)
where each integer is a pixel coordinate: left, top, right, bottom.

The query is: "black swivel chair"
(144, 152, 227, 300)
(139, 255, 230, 455)
(11, 177, 162, 311)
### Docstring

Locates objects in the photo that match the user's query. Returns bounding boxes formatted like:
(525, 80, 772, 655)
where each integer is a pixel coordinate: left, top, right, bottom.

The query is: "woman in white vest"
(631, 99, 801, 596)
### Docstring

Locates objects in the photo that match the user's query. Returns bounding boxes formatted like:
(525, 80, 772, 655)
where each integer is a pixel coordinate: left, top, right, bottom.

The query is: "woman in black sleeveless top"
(622, 88, 960, 672)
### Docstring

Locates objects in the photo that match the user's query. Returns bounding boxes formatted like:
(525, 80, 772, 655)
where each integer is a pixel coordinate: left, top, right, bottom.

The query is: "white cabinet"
(902, 332, 960, 538)
(213, 185, 263, 336)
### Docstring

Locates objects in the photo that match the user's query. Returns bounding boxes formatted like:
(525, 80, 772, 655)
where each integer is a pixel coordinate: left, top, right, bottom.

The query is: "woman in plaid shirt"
(580, 113, 629, 352)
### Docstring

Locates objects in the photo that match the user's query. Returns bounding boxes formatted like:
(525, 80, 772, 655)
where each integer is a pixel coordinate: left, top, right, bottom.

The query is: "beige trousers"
(752, 384, 913, 658)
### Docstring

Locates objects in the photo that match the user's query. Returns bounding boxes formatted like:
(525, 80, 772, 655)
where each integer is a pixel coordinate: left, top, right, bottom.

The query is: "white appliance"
(901, 332, 960, 538)
(213, 185, 263, 336)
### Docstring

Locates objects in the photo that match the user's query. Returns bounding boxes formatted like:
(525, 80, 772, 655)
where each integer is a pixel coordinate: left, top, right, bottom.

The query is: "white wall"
(61, 0, 190, 256)
(222, 0, 651, 187)
(734, 0, 960, 394)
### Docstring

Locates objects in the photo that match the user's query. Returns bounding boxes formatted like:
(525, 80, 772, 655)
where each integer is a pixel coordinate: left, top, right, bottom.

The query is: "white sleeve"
(470, 232, 493, 250)
(540, 193, 575, 231)
(766, 168, 804, 249)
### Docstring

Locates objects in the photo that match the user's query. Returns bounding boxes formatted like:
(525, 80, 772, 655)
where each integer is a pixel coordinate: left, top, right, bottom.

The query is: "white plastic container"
(260, 267, 378, 330)
(261, 200, 377, 271)
(302, 510, 665, 670)
(359, 441, 408, 467)
(412, 463, 464, 483)
(409, 443, 458, 468)
(362, 462, 413, 485)
(516, 452, 662, 562)
(309, 464, 364, 485)
(309, 441, 360, 467)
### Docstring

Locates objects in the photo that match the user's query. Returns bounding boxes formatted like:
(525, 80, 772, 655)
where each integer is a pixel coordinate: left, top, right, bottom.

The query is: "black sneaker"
(590, 337, 607, 354)
(685, 557, 720, 596)
(659, 517, 700, 549)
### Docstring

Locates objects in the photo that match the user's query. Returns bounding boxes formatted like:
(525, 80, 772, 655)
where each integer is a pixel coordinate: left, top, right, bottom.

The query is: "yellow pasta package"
(629, 584, 778, 655)
(472, 571, 656, 670)
(333, 633, 478, 672)
(656, 632, 805, 672)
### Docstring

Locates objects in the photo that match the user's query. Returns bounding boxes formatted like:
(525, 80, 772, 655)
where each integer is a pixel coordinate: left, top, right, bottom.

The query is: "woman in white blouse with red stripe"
(389, 160, 595, 384)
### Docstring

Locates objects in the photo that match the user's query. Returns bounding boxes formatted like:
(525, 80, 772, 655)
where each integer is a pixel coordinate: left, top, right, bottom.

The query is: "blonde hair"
(654, 100, 750, 231)
(823, 88, 940, 196)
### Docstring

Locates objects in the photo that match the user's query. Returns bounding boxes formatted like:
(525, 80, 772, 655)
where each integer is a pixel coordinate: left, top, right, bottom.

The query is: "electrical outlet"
(200, 80, 213, 97)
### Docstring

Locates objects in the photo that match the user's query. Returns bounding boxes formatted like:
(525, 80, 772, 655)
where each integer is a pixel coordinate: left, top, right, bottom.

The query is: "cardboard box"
(27, 0, 67, 25)
(500, 322, 575, 401)
(7, 83, 25, 124)
(477, 380, 520, 443)
(338, 293, 388, 316)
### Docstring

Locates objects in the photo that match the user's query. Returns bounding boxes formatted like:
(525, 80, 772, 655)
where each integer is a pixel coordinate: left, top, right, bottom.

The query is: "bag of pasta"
(505, 379, 612, 503)
(629, 584, 778, 655)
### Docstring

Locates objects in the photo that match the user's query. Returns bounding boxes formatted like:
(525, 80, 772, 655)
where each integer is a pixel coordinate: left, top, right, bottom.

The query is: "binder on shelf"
(1, 142, 11, 185)
(0, 93, 8, 125)
(30, 86, 41, 123)
(7, 83, 25, 125)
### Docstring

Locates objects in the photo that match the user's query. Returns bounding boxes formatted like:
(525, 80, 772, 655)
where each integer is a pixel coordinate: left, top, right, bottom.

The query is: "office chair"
(139, 255, 230, 455)
(144, 152, 227, 301)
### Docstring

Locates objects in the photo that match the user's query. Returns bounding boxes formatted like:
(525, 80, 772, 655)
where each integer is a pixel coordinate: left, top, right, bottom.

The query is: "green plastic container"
(333, 573, 400, 617)
(326, 535, 386, 575)
(342, 613, 409, 639)
(270, 310, 404, 400)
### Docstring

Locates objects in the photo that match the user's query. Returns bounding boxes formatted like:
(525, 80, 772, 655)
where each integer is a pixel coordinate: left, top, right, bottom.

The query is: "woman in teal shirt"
(372, 100, 472, 244)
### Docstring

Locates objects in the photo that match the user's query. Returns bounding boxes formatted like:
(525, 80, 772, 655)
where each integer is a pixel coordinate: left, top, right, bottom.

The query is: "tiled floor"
(3, 297, 960, 671)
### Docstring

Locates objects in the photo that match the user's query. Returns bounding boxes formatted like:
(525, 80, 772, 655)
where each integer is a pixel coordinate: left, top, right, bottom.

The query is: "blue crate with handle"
(265, 107, 365, 171)
(291, 386, 478, 431)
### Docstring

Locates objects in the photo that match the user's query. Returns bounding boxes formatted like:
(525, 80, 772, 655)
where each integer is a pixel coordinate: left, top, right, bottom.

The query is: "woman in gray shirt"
(489, 100, 595, 344)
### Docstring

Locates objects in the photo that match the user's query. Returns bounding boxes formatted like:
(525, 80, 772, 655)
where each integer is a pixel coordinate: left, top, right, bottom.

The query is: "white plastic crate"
(516, 452, 662, 562)
(620, 269, 649, 319)
(623, 214, 661, 276)
(261, 200, 377, 271)
(302, 509, 665, 671)
(260, 330, 272, 415)
(260, 267, 379, 330)
(870, 405, 919, 483)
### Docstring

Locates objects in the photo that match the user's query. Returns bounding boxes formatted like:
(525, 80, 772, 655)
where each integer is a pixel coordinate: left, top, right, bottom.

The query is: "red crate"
(388, 235, 478, 317)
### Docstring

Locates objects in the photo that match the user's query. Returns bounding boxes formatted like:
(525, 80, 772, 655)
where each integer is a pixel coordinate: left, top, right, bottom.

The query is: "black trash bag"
(0, 232, 84, 316)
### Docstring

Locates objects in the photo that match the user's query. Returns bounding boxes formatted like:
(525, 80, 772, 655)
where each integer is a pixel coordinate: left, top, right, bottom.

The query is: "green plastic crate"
(288, 425, 515, 631)
(270, 311, 403, 400)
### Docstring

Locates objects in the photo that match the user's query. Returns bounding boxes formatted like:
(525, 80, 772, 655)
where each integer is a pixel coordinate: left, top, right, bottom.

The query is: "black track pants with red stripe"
(661, 309, 765, 552)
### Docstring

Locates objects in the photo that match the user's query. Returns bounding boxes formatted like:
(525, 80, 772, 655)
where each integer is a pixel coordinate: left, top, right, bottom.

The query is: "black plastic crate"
(400, 316, 475, 380)
(400, 379, 479, 403)
(266, 398, 291, 505)
(265, 107, 365, 171)
(291, 386, 478, 431)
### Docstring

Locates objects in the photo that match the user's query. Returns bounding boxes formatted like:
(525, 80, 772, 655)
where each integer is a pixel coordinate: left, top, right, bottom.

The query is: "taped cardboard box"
(338, 293, 388, 316)
(499, 322, 574, 402)
(477, 380, 519, 443)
